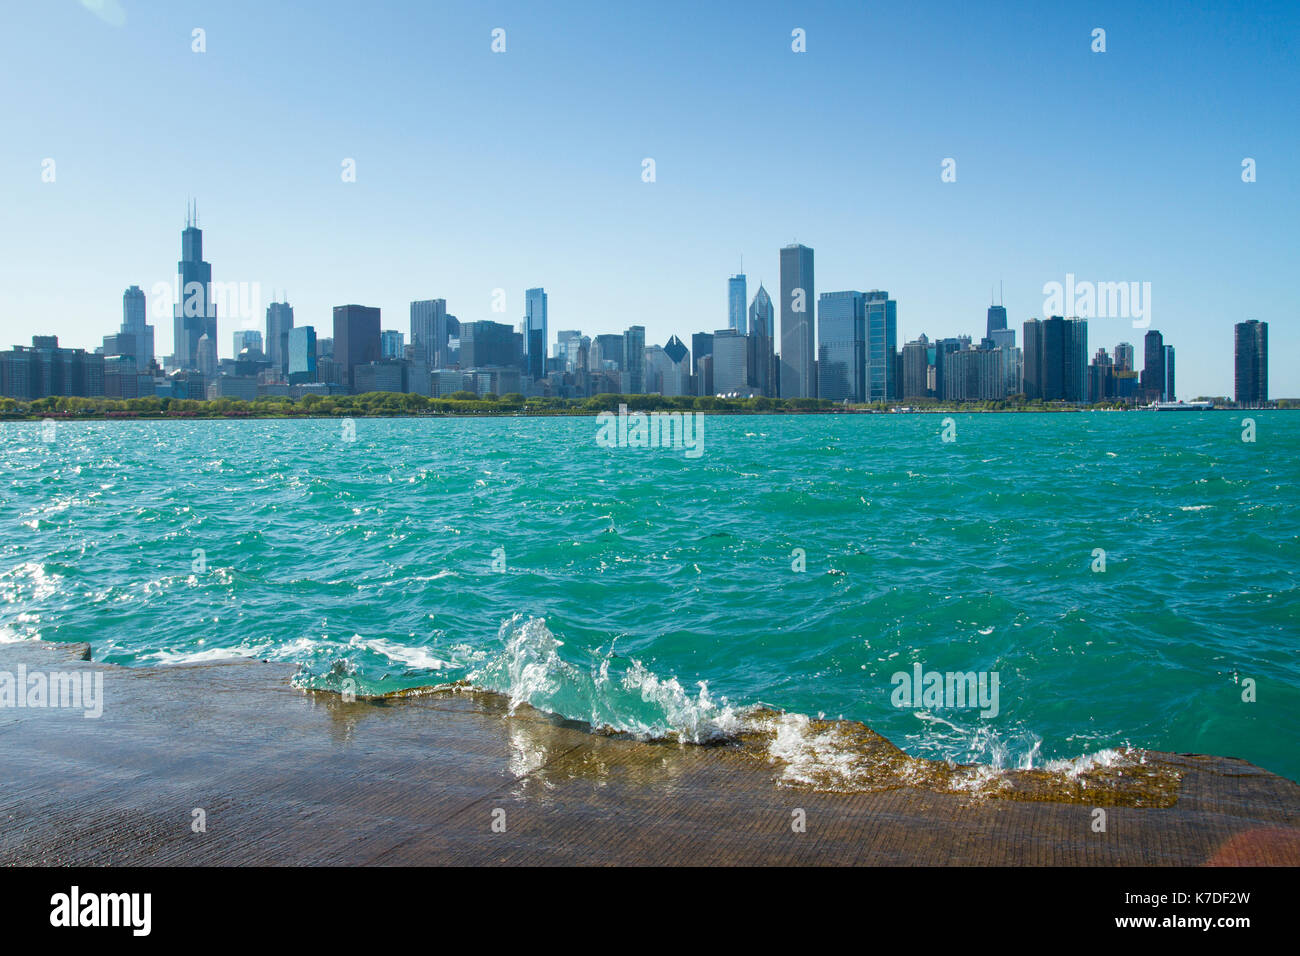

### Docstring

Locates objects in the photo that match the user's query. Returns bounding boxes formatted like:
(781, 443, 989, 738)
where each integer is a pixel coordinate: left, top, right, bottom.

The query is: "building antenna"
(1000, 280, 1004, 306)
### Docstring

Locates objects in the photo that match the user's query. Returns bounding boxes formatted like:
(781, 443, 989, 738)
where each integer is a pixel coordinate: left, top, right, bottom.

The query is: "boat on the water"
(1151, 400, 1215, 411)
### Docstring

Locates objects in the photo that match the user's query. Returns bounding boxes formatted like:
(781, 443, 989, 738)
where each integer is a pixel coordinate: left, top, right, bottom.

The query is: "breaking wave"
(289, 612, 1176, 803)
(470, 614, 747, 743)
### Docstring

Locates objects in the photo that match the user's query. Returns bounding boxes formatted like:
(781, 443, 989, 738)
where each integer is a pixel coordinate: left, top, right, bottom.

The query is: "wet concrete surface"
(1, 640, 1297, 865)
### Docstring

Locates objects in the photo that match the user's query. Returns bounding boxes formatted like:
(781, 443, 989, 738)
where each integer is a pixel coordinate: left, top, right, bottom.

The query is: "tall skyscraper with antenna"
(986, 283, 1007, 341)
(728, 270, 747, 335)
(171, 201, 216, 371)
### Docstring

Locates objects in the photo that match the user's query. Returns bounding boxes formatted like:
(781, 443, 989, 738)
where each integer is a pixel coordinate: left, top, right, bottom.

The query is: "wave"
(469, 614, 746, 742)
(290, 613, 1179, 805)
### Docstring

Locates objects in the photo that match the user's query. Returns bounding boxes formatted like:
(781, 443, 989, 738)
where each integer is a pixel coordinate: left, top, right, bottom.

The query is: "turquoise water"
(1, 412, 1295, 782)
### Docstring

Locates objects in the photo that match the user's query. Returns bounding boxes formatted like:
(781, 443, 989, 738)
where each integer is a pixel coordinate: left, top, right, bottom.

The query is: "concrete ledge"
(1, 640, 1297, 866)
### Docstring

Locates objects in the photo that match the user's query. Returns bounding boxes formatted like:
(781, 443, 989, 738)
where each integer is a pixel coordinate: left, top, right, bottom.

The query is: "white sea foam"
(349, 634, 450, 671)
(766, 713, 867, 788)
(1039, 747, 1139, 776)
(148, 645, 263, 665)
(0, 626, 33, 645)
(471, 614, 746, 742)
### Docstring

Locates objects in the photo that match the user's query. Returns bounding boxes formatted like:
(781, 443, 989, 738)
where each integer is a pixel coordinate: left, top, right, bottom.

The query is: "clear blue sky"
(3, 0, 1296, 397)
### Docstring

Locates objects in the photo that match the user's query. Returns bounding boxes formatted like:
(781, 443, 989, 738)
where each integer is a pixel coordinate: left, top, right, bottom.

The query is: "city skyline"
(0, 204, 1275, 408)
(3, 1, 1296, 399)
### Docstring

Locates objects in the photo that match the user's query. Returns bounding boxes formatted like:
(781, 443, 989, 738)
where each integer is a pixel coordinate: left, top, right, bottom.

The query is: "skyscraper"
(901, 335, 931, 400)
(1141, 330, 1165, 402)
(749, 285, 776, 396)
(691, 332, 714, 392)
(1114, 341, 1135, 372)
(232, 329, 263, 355)
(711, 329, 754, 396)
(623, 325, 645, 393)
(196, 333, 216, 377)
(779, 243, 815, 398)
(592, 333, 625, 372)
(1163, 345, 1175, 401)
(989, 328, 1021, 398)
(460, 320, 517, 369)
(525, 288, 548, 380)
(932, 337, 962, 399)
(817, 291, 865, 402)
(555, 330, 587, 372)
(1234, 320, 1268, 406)
(728, 273, 748, 335)
(1063, 318, 1088, 403)
(749, 284, 774, 338)
(287, 325, 317, 384)
(1022, 316, 1080, 401)
(864, 291, 898, 402)
(333, 305, 381, 392)
(266, 301, 294, 375)
(1, 336, 104, 399)
(171, 202, 216, 370)
(103, 285, 155, 373)
(646, 336, 690, 396)
(987, 303, 1008, 340)
(380, 330, 404, 360)
(410, 299, 448, 367)
(1089, 347, 1114, 403)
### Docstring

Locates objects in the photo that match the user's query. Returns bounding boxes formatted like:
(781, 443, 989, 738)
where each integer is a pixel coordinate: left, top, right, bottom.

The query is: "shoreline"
(1, 405, 1292, 424)
(3, 639, 1297, 866)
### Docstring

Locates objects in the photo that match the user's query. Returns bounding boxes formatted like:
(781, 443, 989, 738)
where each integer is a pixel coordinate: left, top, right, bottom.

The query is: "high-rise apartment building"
(1023, 316, 1085, 401)
(1, 336, 105, 399)
(1234, 320, 1268, 405)
(1141, 330, 1165, 402)
(901, 334, 931, 400)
